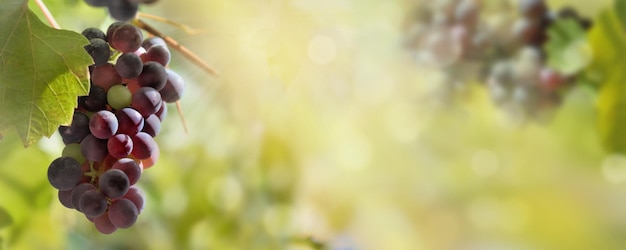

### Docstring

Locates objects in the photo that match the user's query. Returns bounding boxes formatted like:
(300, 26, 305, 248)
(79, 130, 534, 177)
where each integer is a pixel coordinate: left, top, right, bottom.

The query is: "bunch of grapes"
(48, 21, 184, 234)
(403, 0, 591, 121)
(85, 0, 158, 21)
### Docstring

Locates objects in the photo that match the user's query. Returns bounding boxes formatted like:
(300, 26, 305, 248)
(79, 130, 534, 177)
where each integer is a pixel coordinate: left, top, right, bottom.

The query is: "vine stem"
(34, 0, 60, 29)
(137, 12, 204, 35)
(133, 18, 221, 77)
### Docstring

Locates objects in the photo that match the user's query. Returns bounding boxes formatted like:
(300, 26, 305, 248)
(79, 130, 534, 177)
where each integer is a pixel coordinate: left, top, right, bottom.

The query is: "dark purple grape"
(47, 157, 82, 191)
(112, 158, 142, 185)
(108, 198, 138, 228)
(71, 183, 97, 211)
(115, 108, 145, 135)
(115, 53, 143, 79)
(123, 186, 145, 213)
(142, 45, 170, 66)
(108, 134, 133, 158)
(142, 37, 167, 49)
(110, 23, 143, 53)
(141, 114, 161, 137)
(78, 85, 107, 112)
(92, 63, 122, 91)
(155, 102, 167, 121)
(99, 169, 130, 198)
(58, 110, 90, 144)
(108, 0, 139, 22)
(106, 21, 126, 42)
(132, 87, 163, 117)
(159, 69, 185, 103)
(131, 132, 157, 159)
(79, 190, 108, 218)
(136, 62, 167, 90)
(94, 213, 118, 234)
(90, 110, 119, 139)
(58, 189, 75, 209)
(84, 38, 111, 67)
(81, 134, 109, 162)
(82, 28, 106, 41)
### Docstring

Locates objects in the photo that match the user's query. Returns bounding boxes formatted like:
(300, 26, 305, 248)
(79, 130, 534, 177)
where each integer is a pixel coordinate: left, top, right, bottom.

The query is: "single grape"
(58, 110, 90, 144)
(84, 38, 111, 67)
(79, 190, 108, 218)
(110, 23, 143, 53)
(155, 102, 167, 121)
(82, 27, 106, 41)
(107, 84, 133, 110)
(116, 108, 145, 135)
(108, 134, 133, 158)
(159, 69, 185, 103)
(106, 21, 126, 42)
(142, 37, 167, 49)
(108, 198, 138, 228)
(132, 87, 163, 117)
(58, 189, 75, 209)
(81, 134, 109, 162)
(71, 183, 97, 211)
(94, 213, 118, 234)
(108, 0, 139, 22)
(90, 110, 119, 139)
(539, 67, 565, 92)
(142, 45, 171, 66)
(141, 114, 161, 137)
(136, 62, 167, 90)
(112, 158, 142, 185)
(99, 169, 130, 198)
(131, 132, 157, 160)
(123, 186, 145, 213)
(141, 141, 159, 169)
(115, 53, 143, 79)
(92, 63, 123, 91)
(62, 143, 86, 163)
(78, 85, 107, 112)
(47, 157, 82, 191)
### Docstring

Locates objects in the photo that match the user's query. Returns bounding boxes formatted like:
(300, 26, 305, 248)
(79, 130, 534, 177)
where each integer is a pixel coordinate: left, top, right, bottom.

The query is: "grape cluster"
(48, 22, 184, 234)
(403, 0, 591, 121)
(84, 0, 158, 21)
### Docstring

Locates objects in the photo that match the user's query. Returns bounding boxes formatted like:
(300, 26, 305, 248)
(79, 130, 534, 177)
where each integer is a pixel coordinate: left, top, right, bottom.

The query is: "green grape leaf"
(544, 19, 591, 75)
(591, 10, 626, 153)
(0, 0, 92, 147)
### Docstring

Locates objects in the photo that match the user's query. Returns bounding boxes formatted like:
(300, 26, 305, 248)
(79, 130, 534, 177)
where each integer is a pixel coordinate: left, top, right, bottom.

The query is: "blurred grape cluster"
(403, 0, 591, 121)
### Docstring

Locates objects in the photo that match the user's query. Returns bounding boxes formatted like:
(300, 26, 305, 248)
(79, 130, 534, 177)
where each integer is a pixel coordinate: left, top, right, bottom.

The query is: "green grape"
(107, 84, 132, 110)
(62, 143, 86, 163)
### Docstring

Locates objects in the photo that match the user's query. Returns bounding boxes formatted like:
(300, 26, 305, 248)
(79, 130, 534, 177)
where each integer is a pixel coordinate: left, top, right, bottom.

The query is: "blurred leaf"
(545, 19, 591, 75)
(0, 207, 12, 229)
(587, 9, 626, 153)
(584, 9, 626, 86)
(615, 0, 626, 28)
(0, 0, 92, 147)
